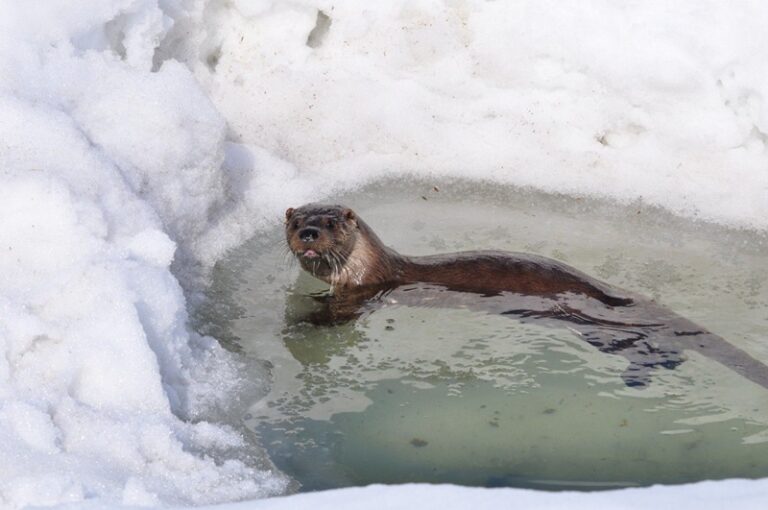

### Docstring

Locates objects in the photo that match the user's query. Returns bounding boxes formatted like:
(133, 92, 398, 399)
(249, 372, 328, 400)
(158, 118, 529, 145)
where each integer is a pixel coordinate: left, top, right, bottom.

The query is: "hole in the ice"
(198, 179, 768, 492)
(307, 11, 332, 49)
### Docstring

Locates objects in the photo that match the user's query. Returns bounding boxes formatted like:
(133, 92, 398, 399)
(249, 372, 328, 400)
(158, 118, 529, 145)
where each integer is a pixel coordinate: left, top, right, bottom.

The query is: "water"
(197, 179, 768, 492)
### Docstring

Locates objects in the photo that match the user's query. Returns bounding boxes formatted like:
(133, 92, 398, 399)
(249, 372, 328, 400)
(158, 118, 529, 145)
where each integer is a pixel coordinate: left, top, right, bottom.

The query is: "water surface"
(198, 180, 768, 491)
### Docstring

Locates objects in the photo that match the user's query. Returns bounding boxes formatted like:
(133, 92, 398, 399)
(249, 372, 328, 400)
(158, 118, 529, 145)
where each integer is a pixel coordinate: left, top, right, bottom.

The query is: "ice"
(0, 0, 767, 508)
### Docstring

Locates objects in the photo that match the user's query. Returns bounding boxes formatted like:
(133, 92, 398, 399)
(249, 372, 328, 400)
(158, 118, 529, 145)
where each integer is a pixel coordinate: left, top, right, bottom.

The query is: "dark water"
(197, 180, 768, 491)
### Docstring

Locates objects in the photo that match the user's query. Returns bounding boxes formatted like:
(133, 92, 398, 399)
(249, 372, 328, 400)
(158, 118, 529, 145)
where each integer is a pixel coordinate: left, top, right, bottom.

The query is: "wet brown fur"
(285, 203, 768, 389)
(286, 204, 629, 305)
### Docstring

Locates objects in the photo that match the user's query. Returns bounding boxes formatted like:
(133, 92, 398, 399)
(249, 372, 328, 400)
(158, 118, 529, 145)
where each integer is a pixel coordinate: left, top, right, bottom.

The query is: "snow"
(0, 0, 766, 509)
(49, 481, 768, 510)
(205, 481, 768, 510)
(0, 1, 286, 507)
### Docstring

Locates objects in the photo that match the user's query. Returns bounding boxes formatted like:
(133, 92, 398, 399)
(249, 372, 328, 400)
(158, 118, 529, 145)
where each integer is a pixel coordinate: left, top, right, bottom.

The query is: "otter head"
(285, 204, 360, 284)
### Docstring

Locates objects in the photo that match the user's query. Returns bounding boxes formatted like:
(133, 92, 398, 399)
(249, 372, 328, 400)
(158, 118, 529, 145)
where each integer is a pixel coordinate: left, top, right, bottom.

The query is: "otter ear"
(285, 208, 295, 222)
(343, 208, 356, 225)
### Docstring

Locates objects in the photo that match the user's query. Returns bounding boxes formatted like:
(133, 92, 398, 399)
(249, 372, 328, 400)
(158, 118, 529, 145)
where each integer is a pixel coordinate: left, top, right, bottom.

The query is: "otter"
(285, 203, 768, 389)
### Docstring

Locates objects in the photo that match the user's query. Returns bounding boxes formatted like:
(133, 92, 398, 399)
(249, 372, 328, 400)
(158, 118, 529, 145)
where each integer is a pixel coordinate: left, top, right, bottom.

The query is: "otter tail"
(677, 329, 768, 390)
(551, 302, 768, 390)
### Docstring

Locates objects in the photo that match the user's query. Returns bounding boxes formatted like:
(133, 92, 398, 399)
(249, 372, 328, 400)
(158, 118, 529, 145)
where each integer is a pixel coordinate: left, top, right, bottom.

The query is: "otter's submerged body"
(285, 203, 768, 389)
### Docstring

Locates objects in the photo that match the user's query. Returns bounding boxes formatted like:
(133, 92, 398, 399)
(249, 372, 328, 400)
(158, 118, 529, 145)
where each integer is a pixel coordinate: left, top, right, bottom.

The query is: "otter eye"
(292, 220, 300, 229)
(326, 219, 336, 229)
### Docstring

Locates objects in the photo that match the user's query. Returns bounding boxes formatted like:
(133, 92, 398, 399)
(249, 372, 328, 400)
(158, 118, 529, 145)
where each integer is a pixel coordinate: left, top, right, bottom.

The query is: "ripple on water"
(198, 180, 768, 491)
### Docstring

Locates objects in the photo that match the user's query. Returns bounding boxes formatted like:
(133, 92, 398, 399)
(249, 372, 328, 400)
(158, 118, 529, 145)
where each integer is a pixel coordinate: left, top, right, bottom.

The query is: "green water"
(198, 180, 768, 491)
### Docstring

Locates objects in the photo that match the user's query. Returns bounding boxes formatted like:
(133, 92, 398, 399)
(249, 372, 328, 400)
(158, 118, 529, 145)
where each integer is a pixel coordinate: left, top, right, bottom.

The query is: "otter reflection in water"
(285, 203, 768, 389)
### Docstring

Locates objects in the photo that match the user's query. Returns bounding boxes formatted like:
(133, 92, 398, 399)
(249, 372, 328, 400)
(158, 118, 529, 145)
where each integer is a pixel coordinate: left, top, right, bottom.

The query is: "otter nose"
(299, 227, 320, 243)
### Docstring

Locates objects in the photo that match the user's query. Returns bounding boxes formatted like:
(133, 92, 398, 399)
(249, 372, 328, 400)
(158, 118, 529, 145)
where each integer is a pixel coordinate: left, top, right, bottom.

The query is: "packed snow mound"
(196, 480, 768, 510)
(0, 1, 285, 507)
(164, 0, 768, 240)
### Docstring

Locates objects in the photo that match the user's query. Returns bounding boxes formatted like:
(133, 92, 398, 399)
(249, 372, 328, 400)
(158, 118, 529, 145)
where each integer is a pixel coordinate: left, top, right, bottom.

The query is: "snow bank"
(0, 1, 285, 507)
(52, 480, 768, 510)
(1, 0, 767, 508)
(165, 0, 768, 241)
(203, 481, 768, 510)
